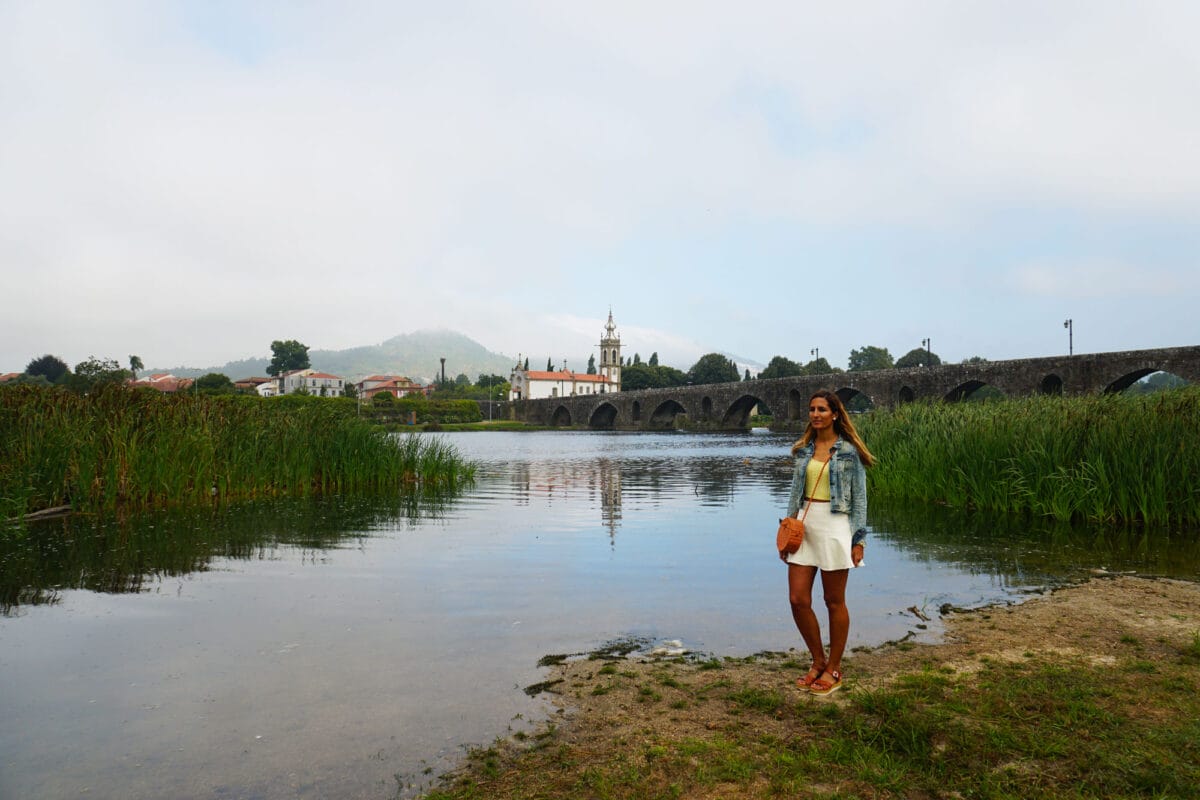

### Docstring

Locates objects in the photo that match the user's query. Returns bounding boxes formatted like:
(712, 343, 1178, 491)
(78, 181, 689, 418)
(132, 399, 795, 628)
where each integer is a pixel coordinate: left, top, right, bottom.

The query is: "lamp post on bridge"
(1063, 319, 1073, 356)
(921, 338, 931, 366)
(810, 347, 819, 362)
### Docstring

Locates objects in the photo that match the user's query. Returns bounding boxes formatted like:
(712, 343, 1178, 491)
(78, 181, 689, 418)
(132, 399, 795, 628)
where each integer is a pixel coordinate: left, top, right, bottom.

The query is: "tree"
(343, 382, 358, 399)
(848, 345, 894, 372)
(962, 355, 988, 364)
(523, 357, 529, 370)
(547, 357, 554, 371)
(454, 373, 470, 386)
(803, 357, 838, 375)
(129, 355, 144, 380)
(687, 353, 740, 385)
(586, 355, 596, 375)
(895, 347, 942, 369)
(622, 363, 687, 391)
(70, 356, 130, 391)
(633, 353, 642, 365)
(195, 373, 235, 394)
(267, 340, 310, 376)
(758, 355, 803, 380)
(25, 354, 69, 383)
(744, 368, 752, 381)
(648, 352, 659, 366)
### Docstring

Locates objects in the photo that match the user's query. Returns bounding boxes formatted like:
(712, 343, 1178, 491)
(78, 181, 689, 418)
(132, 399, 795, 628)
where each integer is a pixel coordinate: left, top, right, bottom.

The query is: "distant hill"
(149, 330, 516, 384)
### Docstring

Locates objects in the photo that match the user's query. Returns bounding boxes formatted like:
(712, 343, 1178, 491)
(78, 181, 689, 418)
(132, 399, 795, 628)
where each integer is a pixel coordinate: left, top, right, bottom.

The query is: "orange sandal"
(796, 663, 826, 691)
(809, 669, 842, 696)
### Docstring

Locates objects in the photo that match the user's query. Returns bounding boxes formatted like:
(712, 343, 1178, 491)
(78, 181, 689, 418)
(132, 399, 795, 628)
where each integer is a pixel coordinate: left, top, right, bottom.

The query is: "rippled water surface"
(2, 431, 1195, 799)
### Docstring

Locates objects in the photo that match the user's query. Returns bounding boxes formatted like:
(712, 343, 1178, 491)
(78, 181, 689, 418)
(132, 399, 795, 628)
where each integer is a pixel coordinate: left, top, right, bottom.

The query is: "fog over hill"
(148, 330, 517, 384)
(144, 329, 768, 385)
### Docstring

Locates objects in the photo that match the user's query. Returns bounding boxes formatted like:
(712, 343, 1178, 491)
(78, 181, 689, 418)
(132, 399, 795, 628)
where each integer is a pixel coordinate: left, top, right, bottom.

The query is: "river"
(1, 430, 1193, 799)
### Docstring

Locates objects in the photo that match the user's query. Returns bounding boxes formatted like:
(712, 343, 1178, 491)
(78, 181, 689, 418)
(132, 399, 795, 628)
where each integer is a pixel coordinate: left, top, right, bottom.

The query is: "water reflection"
(873, 500, 1200, 585)
(1, 491, 465, 615)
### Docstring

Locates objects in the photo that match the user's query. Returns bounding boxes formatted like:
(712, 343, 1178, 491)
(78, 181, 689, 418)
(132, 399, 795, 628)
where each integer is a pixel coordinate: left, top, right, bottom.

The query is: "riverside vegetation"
(858, 387, 1200, 529)
(0, 384, 475, 520)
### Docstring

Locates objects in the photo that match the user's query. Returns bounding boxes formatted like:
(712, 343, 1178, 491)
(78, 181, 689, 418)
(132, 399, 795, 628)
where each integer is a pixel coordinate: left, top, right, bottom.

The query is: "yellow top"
(804, 457, 831, 501)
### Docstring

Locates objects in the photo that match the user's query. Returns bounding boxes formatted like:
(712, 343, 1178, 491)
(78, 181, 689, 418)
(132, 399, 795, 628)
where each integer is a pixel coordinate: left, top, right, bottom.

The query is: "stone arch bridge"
(509, 345, 1200, 432)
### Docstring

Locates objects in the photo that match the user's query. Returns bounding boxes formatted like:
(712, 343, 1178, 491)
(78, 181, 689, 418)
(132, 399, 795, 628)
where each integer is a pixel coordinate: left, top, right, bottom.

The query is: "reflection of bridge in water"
(511, 345, 1200, 432)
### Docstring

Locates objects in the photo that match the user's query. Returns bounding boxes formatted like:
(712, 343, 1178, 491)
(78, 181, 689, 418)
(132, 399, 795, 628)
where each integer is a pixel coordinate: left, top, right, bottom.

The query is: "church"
(509, 310, 623, 400)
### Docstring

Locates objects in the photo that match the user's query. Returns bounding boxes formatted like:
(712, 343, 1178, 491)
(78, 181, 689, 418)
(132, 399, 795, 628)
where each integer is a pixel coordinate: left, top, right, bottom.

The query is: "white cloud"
(2, 2, 1198, 370)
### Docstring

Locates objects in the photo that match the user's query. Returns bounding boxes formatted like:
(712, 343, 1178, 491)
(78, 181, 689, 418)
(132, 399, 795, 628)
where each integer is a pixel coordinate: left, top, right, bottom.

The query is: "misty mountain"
(149, 330, 517, 384)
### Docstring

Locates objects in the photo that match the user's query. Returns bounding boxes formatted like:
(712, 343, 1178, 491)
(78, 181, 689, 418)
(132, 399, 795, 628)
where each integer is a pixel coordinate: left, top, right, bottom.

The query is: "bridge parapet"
(509, 345, 1200, 431)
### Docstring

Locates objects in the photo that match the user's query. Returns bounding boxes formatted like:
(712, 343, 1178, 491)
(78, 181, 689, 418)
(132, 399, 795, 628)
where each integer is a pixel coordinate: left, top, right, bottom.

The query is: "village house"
(275, 368, 344, 397)
(355, 375, 430, 401)
(234, 377, 274, 394)
(130, 373, 195, 392)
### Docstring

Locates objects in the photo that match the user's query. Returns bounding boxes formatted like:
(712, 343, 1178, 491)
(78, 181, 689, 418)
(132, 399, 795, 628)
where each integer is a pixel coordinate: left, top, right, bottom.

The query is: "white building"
(276, 368, 344, 397)
(509, 369, 613, 400)
(509, 310, 624, 401)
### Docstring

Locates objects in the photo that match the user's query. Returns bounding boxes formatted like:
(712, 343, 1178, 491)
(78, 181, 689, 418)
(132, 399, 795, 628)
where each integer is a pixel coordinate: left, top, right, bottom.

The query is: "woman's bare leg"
(818, 568, 850, 679)
(788, 564, 826, 670)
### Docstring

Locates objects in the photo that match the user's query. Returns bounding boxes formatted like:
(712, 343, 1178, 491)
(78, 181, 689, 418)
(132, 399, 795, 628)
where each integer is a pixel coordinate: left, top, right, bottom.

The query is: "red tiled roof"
(523, 370, 611, 383)
(306, 372, 341, 380)
(0, 372, 20, 382)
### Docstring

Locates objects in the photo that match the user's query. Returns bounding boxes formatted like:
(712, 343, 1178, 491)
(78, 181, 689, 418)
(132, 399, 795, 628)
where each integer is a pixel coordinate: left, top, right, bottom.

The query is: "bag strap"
(797, 456, 830, 523)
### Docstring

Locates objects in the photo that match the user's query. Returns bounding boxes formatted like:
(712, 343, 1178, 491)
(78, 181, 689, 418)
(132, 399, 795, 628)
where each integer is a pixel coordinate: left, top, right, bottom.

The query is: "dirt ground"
(538, 576, 1200, 760)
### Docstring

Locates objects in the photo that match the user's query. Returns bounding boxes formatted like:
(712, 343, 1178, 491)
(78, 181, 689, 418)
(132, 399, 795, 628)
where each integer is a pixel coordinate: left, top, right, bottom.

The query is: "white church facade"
(509, 310, 623, 401)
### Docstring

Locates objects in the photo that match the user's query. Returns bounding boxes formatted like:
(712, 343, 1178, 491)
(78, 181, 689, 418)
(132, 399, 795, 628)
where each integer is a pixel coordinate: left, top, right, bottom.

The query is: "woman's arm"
(849, 456, 868, 546)
(785, 457, 805, 518)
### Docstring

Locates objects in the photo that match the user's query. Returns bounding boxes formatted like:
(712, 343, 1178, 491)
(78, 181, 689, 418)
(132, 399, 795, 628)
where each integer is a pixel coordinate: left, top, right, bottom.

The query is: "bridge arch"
(631, 400, 642, 423)
(721, 394, 765, 429)
(897, 385, 915, 404)
(836, 386, 875, 411)
(1105, 368, 1159, 394)
(945, 380, 1005, 402)
(551, 405, 572, 427)
(589, 402, 618, 430)
(787, 389, 808, 422)
(1039, 374, 1064, 395)
(649, 399, 687, 429)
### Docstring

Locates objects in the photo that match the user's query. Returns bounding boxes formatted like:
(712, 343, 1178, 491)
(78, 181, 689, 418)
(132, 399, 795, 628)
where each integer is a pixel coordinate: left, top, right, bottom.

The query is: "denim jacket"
(786, 437, 868, 546)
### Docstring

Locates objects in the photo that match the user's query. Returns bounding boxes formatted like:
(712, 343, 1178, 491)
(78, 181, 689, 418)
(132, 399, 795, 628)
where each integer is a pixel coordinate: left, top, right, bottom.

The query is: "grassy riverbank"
(423, 577, 1200, 800)
(858, 387, 1200, 528)
(0, 385, 475, 519)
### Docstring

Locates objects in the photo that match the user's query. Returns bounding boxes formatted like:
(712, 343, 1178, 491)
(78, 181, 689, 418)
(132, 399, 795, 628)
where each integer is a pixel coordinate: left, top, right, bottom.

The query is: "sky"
(2, 1, 1198, 376)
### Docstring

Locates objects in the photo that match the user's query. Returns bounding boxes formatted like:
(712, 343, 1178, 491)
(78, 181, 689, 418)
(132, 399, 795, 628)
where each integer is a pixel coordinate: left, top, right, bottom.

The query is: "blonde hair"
(790, 389, 876, 467)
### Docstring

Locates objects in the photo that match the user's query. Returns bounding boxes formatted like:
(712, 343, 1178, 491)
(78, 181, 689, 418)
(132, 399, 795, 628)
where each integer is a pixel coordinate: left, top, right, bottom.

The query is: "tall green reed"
(0, 385, 476, 518)
(858, 387, 1200, 529)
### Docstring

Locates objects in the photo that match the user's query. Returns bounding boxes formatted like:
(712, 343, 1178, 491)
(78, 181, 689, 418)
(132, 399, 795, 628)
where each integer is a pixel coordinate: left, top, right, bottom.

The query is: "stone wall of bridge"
(509, 345, 1200, 432)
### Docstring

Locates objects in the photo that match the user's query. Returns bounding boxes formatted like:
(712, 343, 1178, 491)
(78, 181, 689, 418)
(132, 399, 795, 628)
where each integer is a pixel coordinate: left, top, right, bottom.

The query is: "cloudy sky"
(2, 1, 1197, 375)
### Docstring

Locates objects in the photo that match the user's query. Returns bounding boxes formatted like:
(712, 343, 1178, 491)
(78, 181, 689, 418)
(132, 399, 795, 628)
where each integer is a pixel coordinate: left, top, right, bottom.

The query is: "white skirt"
(785, 501, 857, 571)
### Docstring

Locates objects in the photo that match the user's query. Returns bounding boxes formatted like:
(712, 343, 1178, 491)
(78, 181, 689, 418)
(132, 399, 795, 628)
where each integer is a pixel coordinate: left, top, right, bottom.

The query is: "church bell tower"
(599, 309, 622, 392)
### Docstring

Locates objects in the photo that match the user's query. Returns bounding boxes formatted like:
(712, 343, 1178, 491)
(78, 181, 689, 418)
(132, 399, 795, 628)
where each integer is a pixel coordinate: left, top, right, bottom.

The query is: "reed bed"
(858, 386, 1200, 528)
(0, 385, 476, 519)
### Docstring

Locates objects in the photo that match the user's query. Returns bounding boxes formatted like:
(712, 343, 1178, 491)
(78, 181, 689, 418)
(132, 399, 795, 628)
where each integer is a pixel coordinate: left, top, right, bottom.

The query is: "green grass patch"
(425, 647, 1200, 799)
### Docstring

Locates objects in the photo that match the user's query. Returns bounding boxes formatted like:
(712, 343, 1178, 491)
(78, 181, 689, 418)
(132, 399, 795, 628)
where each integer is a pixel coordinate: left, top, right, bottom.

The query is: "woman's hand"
(852, 543, 864, 566)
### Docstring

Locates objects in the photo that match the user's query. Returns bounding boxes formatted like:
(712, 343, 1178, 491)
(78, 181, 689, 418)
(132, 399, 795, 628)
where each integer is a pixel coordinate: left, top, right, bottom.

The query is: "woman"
(783, 389, 874, 696)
